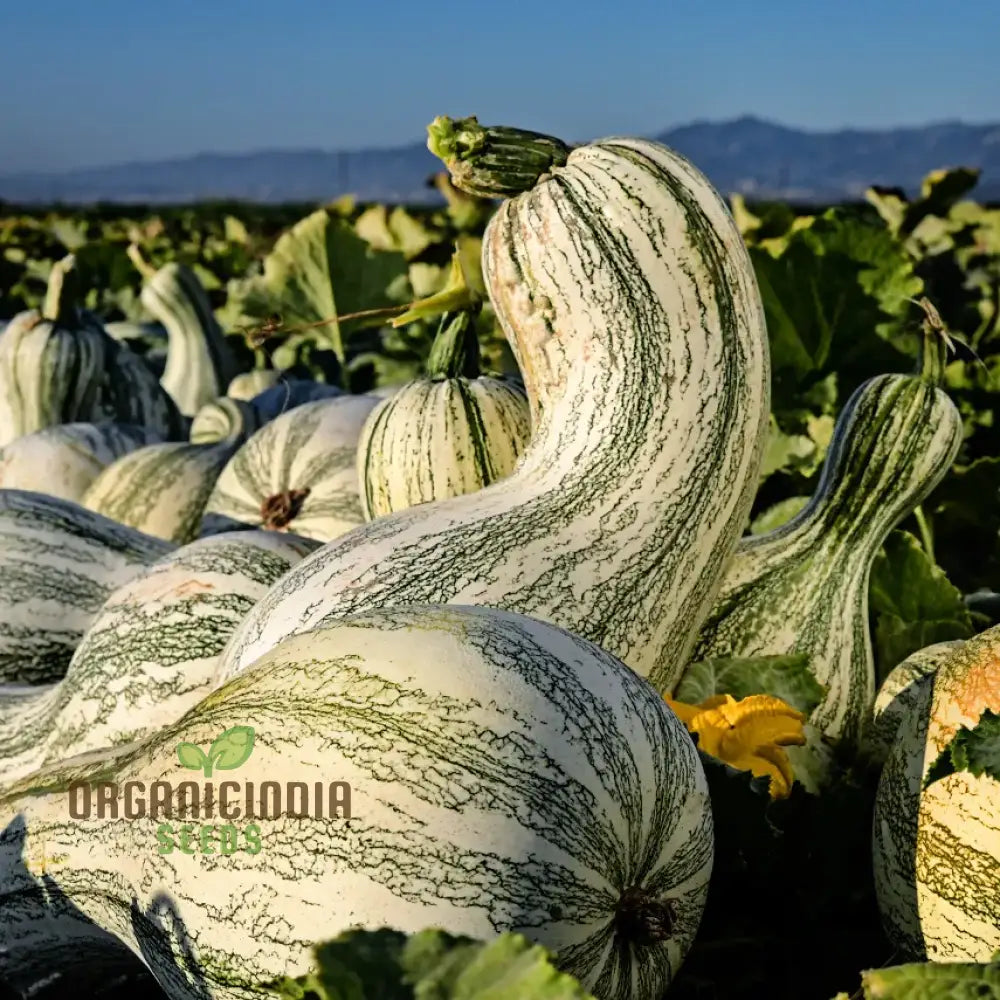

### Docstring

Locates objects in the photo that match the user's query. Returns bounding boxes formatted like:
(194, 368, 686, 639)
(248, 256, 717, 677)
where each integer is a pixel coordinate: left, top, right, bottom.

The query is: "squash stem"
(914, 297, 951, 386)
(126, 242, 158, 281)
(41, 254, 80, 325)
(427, 115, 572, 197)
(425, 310, 481, 379)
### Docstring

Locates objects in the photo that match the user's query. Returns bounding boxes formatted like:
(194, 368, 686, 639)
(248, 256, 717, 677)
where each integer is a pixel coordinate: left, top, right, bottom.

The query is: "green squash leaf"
(749, 496, 810, 534)
(676, 653, 825, 715)
(176, 742, 207, 772)
(869, 531, 974, 682)
(925, 708, 1000, 787)
(207, 725, 255, 771)
(265, 928, 596, 1000)
(859, 960, 1000, 999)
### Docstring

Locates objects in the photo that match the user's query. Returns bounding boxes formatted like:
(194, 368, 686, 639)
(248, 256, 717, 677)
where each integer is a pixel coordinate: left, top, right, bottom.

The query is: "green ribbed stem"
(427, 115, 572, 198)
(425, 310, 480, 380)
(41, 255, 80, 326)
(918, 323, 949, 386)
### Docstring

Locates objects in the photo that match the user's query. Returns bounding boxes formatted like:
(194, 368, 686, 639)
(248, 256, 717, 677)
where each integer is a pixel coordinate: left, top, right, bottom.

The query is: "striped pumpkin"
(0, 604, 713, 1000)
(214, 131, 770, 691)
(873, 627, 1000, 961)
(687, 331, 963, 744)
(357, 310, 531, 519)
(138, 261, 239, 417)
(200, 395, 379, 541)
(0, 422, 162, 503)
(0, 257, 185, 447)
(0, 490, 173, 685)
(0, 530, 320, 784)
(81, 440, 239, 544)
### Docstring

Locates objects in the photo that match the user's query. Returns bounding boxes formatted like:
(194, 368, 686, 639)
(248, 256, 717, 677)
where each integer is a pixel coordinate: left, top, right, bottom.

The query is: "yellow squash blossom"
(665, 692, 807, 799)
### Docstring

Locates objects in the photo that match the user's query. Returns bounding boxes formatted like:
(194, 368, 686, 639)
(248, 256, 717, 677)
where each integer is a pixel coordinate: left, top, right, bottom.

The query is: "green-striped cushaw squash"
(0, 422, 162, 503)
(686, 331, 962, 745)
(200, 395, 379, 541)
(214, 124, 770, 692)
(0, 257, 185, 448)
(0, 490, 174, 685)
(357, 309, 531, 520)
(188, 397, 264, 447)
(0, 530, 320, 784)
(865, 640, 963, 764)
(227, 369, 282, 400)
(873, 627, 1000, 960)
(104, 320, 168, 377)
(0, 604, 713, 1000)
(137, 259, 239, 418)
(81, 440, 240, 544)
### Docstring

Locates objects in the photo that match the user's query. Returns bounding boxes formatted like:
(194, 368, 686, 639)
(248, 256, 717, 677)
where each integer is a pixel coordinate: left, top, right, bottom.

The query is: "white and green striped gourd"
(865, 640, 963, 763)
(131, 250, 239, 417)
(0, 256, 185, 448)
(0, 490, 174, 685)
(0, 422, 162, 503)
(226, 369, 282, 400)
(200, 394, 379, 541)
(214, 120, 770, 691)
(0, 604, 713, 1000)
(0, 530, 320, 784)
(188, 396, 264, 447)
(81, 438, 240, 544)
(685, 329, 963, 744)
(873, 627, 1000, 961)
(357, 309, 531, 519)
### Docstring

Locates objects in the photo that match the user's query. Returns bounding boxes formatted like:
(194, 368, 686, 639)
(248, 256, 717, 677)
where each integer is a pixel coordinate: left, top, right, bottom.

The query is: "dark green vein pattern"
(0, 604, 712, 1000)
(216, 138, 770, 693)
(0, 530, 319, 783)
(202, 396, 378, 542)
(0, 490, 174, 684)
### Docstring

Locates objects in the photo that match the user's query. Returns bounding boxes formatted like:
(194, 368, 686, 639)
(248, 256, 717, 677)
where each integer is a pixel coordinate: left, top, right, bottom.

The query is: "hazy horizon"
(2, 0, 997, 174)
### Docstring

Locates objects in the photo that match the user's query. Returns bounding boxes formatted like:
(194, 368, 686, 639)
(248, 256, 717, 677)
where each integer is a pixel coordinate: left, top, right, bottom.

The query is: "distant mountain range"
(2, 116, 999, 206)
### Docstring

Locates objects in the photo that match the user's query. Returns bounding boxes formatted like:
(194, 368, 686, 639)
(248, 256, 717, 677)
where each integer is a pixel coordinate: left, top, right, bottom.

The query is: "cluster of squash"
(0, 117, 995, 1000)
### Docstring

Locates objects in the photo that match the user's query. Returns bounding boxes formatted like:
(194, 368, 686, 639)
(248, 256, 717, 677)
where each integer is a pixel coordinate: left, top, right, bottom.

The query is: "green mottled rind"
(0, 422, 162, 503)
(0, 490, 173, 684)
(0, 310, 185, 448)
(358, 374, 531, 519)
(188, 398, 263, 447)
(690, 370, 963, 743)
(873, 627, 1000, 961)
(201, 395, 379, 541)
(215, 138, 770, 691)
(0, 605, 713, 1000)
(866, 641, 962, 763)
(0, 530, 319, 784)
(82, 441, 238, 544)
(143, 264, 238, 418)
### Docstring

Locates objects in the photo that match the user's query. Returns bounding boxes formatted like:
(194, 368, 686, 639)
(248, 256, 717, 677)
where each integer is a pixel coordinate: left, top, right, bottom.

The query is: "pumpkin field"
(0, 117, 998, 1000)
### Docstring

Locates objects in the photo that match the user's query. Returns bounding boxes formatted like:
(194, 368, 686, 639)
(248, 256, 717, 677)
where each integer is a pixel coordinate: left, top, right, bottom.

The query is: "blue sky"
(1, 0, 996, 173)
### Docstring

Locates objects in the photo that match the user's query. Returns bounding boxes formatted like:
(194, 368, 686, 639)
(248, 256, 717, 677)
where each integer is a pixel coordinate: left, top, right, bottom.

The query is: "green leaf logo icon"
(176, 726, 255, 777)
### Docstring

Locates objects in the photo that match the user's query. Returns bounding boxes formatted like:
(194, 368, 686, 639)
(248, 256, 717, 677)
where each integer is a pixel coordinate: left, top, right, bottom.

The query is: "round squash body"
(357, 372, 531, 519)
(689, 365, 963, 744)
(0, 490, 174, 685)
(0, 308, 184, 448)
(214, 137, 771, 690)
(81, 440, 238, 544)
(873, 627, 1000, 960)
(0, 605, 713, 1000)
(0, 529, 320, 784)
(200, 394, 379, 541)
(0, 422, 162, 504)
